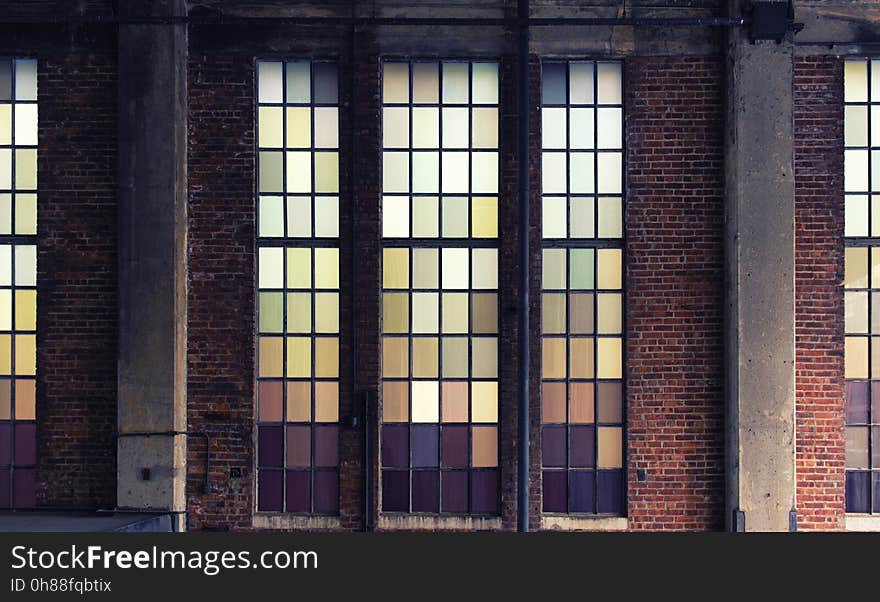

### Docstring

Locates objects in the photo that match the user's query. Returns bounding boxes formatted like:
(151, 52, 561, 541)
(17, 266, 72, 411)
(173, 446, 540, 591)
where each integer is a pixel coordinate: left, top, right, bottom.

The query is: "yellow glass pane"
(258, 337, 283, 377)
(383, 62, 409, 103)
(315, 152, 338, 193)
(315, 292, 338, 333)
(383, 107, 409, 148)
(14, 193, 36, 235)
(570, 337, 594, 379)
(442, 337, 468, 378)
(845, 60, 868, 103)
(286, 247, 311, 289)
(258, 106, 283, 148)
(597, 248, 622, 290)
(0, 289, 10, 331)
(472, 108, 498, 148)
(0, 334, 9, 375)
(383, 382, 409, 422)
(472, 337, 497, 378)
(597, 293, 622, 334)
(845, 336, 869, 379)
(314, 248, 338, 289)
(472, 249, 497, 290)
(383, 248, 409, 289)
(314, 107, 338, 149)
(472, 293, 497, 334)
(542, 249, 566, 290)
(442, 382, 469, 422)
(14, 379, 34, 420)
(383, 293, 409, 333)
(411, 381, 439, 423)
(315, 382, 339, 422)
(845, 291, 868, 334)
(383, 337, 409, 378)
(542, 293, 566, 334)
(597, 337, 622, 379)
(412, 107, 439, 148)
(286, 292, 311, 333)
(0, 379, 8, 419)
(442, 293, 468, 334)
(598, 426, 623, 469)
(472, 197, 497, 238)
(15, 149, 36, 190)
(412, 337, 438, 377)
(471, 381, 498, 423)
(412, 292, 439, 333)
(286, 151, 311, 193)
(287, 337, 312, 377)
(472, 426, 498, 467)
(0, 104, 9, 145)
(412, 248, 439, 289)
(287, 382, 311, 422)
(285, 107, 311, 148)
(845, 247, 869, 289)
(315, 337, 338, 377)
(542, 337, 566, 379)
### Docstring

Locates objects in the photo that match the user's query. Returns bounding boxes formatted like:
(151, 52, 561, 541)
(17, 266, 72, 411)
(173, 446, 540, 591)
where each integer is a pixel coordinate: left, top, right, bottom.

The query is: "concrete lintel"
(724, 3, 797, 532)
(541, 516, 628, 532)
(377, 515, 503, 531)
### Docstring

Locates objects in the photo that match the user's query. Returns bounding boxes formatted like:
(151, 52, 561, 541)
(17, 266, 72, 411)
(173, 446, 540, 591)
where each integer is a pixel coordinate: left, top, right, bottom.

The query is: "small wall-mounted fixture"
(749, 1, 804, 43)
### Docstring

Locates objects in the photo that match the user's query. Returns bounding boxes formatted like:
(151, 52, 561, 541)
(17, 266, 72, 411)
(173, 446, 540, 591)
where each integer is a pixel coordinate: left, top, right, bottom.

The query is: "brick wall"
(793, 55, 845, 531)
(624, 56, 726, 531)
(37, 51, 118, 509)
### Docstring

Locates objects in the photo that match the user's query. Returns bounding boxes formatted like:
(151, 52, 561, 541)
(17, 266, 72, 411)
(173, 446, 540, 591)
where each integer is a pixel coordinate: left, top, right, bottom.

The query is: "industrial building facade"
(0, 0, 876, 532)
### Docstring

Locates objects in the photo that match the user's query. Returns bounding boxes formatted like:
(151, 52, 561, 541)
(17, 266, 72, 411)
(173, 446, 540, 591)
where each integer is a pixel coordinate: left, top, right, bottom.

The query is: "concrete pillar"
(116, 0, 188, 531)
(724, 3, 797, 531)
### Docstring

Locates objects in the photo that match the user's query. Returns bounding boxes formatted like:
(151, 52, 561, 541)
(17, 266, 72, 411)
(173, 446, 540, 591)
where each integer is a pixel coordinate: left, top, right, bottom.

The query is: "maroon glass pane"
(285, 470, 311, 513)
(412, 425, 439, 468)
(412, 470, 439, 512)
(258, 425, 283, 468)
(0, 423, 9, 465)
(314, 470, 339, 514)
(14, 423, 35, 465)
(257, 469, 283, 511)
(441, 471, 467, 513)
(441, 425, 468, 468)
(0, 468, 8, 509)
(542, 470, 567, 513)
(570, 425, 595, 468)
(569, 470, 596, 513)
(846, 381, 870, 424)
(314, 425, 339, 467)
(12, 468, 34, 508)
(382, 470, 409, 512)
(598, 469, 624, 514)
(846, 471, 870, 513)
(286, 425, 311, 468)
(382, 425, 409, 469)
(470, 470, 498, 514)
(542, 425, 566, 468)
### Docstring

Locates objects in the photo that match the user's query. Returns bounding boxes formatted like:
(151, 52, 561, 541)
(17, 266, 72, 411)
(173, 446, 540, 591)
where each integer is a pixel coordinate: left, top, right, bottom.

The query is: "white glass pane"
(441, 248, 469, 289)
(314, 107, 338, 148)
(596, 63, 622, 105)
(542, 152, 566, 194)
(442, 152, 469, 194)
(472, 249, 498, 289)
(845, 105, 868, 147)
(569, 152, 595, 194)
(597, 152, 622, 194)
(258, 62, 283, 103)
(845, 60, 868, 103)
(412, 152, 439, 193)
(846, 149, 869, 192)
(542, 108, 566, 149)
(597, 107, 622, 149)
(14, 245, 35, 287)
(14, 103, 37, 146)
(258, 196, 284, 237)
(0, 245, 9, 286)
(569, 108, 594, 149)
(569, 62, 594, 104)
(384, 107, 409, 148)
(314, 196, 339, 238)
(258, 247, 284, 289)
(413, 107, 439, 148)
(472, 108, 498, 149)
(286, 196, 311, 237)
(286, 151, 312, 193)
(442, 107, 468, 148)
(383, 196, 410, 237)
(413, 197, 439, 237)
(0, 149, 10, 189)
(543, 196, 566, 238)
(383, 152, 409, 193)
(472, 62, 498, 104)
(472, 153, 498, 194)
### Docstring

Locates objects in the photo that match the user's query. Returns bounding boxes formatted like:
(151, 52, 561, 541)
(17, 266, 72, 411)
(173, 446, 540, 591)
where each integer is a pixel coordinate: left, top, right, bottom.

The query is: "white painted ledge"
(378, 515, 503, 531)
(845, 515, 880, 532)
(253, 514, 342, 531)
(541, 515, 628, 531)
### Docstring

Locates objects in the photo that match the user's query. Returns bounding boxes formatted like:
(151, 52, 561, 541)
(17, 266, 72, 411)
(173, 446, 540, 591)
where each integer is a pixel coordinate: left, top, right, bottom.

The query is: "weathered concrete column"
(725, 3, 796, 531)
(117, 0, 188, 531)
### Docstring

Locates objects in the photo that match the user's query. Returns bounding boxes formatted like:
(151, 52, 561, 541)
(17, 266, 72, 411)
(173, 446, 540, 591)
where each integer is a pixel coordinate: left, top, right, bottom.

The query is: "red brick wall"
(624, 56, 725, 531)
(793, 55, 845, 531)
(37, 52, 118, 509)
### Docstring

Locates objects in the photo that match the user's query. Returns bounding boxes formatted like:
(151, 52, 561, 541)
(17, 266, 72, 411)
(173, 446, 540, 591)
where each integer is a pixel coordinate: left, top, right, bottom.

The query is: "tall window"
(844, 58, 880, 514)
(0, 58, 37, 509)
(540, 61, 624, 515)
(380, 61, 500, 514)
(256, 60, 340, 514)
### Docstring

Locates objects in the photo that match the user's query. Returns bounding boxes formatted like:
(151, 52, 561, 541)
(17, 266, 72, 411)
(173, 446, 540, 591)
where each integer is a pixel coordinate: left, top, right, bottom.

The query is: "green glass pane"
(259, 292, 284, 333)
(569, 248, 595, 290)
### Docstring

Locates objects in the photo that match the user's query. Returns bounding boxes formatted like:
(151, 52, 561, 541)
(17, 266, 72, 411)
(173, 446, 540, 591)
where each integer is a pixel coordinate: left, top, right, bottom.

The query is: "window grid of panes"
(256, 60, 340, 514)
(0, 58, 37, 510)
(540, 61, 625, 515)
(844, 58, 880, 514)
(380, 60, 500, 514)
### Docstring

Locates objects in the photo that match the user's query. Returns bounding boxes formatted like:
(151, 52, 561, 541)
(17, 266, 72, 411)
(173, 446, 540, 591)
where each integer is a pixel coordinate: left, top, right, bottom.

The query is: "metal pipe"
(517, 0, 530, 534)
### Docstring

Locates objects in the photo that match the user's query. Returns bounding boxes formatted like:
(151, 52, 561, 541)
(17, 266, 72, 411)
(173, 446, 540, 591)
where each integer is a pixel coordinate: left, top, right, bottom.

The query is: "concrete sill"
(541, 515, 628, 532)
(377, 514, 502, 531)
(253, 513, 341, 531)
(845, 514, 880, 532)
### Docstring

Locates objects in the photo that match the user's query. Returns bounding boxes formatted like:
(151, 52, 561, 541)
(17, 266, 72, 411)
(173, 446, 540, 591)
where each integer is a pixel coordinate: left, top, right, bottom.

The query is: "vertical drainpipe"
(517, 0, 531, 533)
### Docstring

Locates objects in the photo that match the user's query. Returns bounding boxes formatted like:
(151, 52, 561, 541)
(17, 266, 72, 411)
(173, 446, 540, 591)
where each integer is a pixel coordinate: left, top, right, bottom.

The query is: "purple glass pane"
(12, 468, 34, 508)
(258, 425, 283, 468)
(874, 473, 880, 514)
(382, 425, 409, 469)
(542, 470, 567, 513)
(0, 468, 8, 509)
(0, 423, 9, 465)
(542, 425, 566, 468)
(314, 425, 339, 467)
(412, 471, 440, 512)
(14, 423, 35, 465)
(874, 427, 880, 468)
(382, 470, 409, 512)
(285, 470, 311, 513)
(441, 471, 468, 513)
(570, 470, 596, 513)
(412, 425, 439, 468)
(313, 63, 339, 104)
(846, 471, 870, 513)
(570, 426, 595, 468)
(846, 381, 870, 424)
(597, 469, 624, 514)
(286, 425, 311, 468)
(257, 470, 283, 511)
(470, 470, 499, 514)
(442, 425, 468, 468)
(872, 383, 880, 421)
(314, 470, 339, 514)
